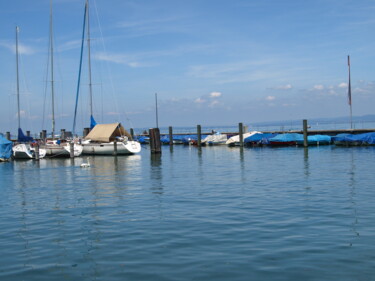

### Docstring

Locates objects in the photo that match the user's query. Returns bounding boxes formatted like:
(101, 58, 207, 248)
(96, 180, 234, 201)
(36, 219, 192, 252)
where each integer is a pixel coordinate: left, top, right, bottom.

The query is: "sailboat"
(41, 0, 83, 158)
(74, 0, 141, 156)
(12, 26, 47, 160)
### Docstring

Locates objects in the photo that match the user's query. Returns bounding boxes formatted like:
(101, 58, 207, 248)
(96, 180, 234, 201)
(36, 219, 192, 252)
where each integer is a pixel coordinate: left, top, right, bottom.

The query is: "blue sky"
(0, 0, 374, 135)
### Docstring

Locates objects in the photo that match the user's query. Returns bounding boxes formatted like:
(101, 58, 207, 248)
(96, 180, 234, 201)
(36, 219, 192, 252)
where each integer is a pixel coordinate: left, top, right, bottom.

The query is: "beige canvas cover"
(84, 123, 132, 142)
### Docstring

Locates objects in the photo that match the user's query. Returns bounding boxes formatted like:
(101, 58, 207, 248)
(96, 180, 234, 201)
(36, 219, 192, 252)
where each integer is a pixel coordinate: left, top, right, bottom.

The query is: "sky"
(0, 0, 375, 135)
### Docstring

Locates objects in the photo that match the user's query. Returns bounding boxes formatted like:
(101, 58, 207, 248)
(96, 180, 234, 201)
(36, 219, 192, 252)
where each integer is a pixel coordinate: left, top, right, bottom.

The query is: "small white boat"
(43, 140, 83, 157)
(226, 131, 261, 146)
(13, 143, 47, 159)
(201, 132, 228, 145)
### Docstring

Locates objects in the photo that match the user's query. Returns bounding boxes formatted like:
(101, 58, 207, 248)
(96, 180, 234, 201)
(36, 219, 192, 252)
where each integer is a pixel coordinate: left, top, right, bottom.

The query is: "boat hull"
(43, 143, 83, 157)
(13, 144, 47, 159)
(82, 141, 141, 155)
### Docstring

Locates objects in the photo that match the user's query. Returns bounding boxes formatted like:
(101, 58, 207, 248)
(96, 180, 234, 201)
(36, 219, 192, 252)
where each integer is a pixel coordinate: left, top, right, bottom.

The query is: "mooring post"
(113, 140, 118, 156)
(35, 144, 40, 160)
(197, 125, 202, 147)
(130, 128, 134, 140)
(83, 128, 90, 138)
(149, 128, 162, 154)
(61, 129, 66, 140)
(69, 142, 74, 158)
(26, 130, 31, 138)
(6, 132, 10, 141)
(239, 122, 244, 147)
(42, 130, 47, 141)
(303, 119, 308, 147)
(169, 126, 173, 146)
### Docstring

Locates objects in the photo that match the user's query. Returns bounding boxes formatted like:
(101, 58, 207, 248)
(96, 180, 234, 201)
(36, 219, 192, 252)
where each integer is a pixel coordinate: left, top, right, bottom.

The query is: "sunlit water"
(1, 145, 375, 281)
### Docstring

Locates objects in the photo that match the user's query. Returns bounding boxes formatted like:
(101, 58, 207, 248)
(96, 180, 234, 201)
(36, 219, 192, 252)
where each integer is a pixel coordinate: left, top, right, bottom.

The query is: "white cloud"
(338, 82, 348, 88)
(266, 96, 276, 101)
(275, 84, 292, 90)
(0, 41, 35, 55)
(194, 98, 205, 104)
(313, 85, 324, 90)
(209, 100, 220, 107)
(209, 91, 222, 98)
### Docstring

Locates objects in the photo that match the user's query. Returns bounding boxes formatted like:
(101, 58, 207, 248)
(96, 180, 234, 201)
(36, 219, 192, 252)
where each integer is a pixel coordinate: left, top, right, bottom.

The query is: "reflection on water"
(1, 146, 375, 280)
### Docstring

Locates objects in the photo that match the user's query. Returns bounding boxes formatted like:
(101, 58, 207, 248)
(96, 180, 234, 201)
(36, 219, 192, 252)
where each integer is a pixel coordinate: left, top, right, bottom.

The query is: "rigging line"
(93, 0, 121, 122)
(73, 1, 87, 135)
(42, 27, 51, 131)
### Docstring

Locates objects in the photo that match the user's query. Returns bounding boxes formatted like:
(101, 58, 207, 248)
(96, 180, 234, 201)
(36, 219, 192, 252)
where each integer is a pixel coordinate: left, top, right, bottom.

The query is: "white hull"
(43, 143, 83, 157)
(82, 140, 141, 155)
(13, 144, 47, 159)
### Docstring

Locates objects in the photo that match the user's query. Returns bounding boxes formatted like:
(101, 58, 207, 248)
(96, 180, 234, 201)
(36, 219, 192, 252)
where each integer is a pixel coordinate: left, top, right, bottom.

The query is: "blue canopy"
(17, 128, 33, 142)
(269, 133, 303, 143)
(0, 134, 13, 160)
(244, 133, 277, 145)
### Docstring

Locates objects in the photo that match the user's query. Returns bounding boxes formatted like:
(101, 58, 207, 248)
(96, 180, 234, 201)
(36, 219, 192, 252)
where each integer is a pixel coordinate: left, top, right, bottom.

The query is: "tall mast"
(15, 26, 21, 130)
(348, 55, 352, 129)
(86, 0, 93, 118)
(155, 93, 159, 128)
(50, 0, 56, 139)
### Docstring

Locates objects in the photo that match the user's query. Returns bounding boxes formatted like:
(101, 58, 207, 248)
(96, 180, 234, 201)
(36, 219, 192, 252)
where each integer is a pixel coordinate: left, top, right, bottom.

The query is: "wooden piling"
(61, 129, 66, 140)
(83, 128, 90, 138)
(130, 128, 134, 140)
(26, 130, 31, 137)
(35, 144, 40, 160)
(113, 140, 118, 156)
(6, 132, 10, 141)
(169, 126, 173, 146)
(239, 122, 244, 147)
(70, 142, 74, 158)
(197, 125, 202, 147)
(303, 119, 308, 147)
(149, 128, 162, 154)
(42, 130, 47, 141)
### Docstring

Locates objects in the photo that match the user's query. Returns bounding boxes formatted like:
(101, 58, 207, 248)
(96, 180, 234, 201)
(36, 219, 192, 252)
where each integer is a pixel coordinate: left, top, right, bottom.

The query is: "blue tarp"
(296, 134, 332, 145)
(17, 128, 33, 142)
(269, 133, 303, 144)
(90, 115, 97, 129)
(333, 132, 375, 145)
(0, 134, 13, 160)
(244, 133, 277, 145)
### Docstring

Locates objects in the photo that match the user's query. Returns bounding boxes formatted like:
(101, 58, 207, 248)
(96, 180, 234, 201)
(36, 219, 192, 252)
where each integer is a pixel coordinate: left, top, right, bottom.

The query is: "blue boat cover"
(296, 134, 332, 145)
(17, 128, 33, 142)
(244, 133, 277, 144)
(0, 134, 13, 159)
(90, 115, 97, 129)
(333, 132, 375, 145)
(269, 133, 303, 143)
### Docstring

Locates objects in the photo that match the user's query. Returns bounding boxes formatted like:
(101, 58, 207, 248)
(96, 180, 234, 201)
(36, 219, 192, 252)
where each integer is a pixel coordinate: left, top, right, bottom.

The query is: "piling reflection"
(150, 153, 163, 195)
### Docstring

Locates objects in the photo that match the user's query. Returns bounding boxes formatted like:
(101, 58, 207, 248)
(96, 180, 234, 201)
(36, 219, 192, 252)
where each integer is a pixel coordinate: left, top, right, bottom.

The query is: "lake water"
(1, 144, 375, 281)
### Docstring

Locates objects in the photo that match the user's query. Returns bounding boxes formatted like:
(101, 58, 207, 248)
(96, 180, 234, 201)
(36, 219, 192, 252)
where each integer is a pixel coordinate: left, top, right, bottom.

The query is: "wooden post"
(42, 130, 47, 141)
(149, 128, 161, 154)
(70, 142, 74, 158)
(169, 126, 173, 146)
(113, 140, 118, 156)
(6, 132, 10, 141)
(61, 129, 66, 140)
(303, 119, 308, 147)
(26, 130, 31, 137)
(130, 128, 134, 140)
(83, 128, 90, 138)
(35, 144, 40, 160)
(239, 122, 244, 147)
(197, 125, 201, 147)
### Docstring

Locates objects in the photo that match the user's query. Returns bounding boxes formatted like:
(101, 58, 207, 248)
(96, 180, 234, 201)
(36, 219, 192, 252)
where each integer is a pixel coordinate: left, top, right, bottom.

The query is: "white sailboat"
(12, 26, 47, 160)
(42, 0, 83, 158)
(226, 131, 261, 146)
(74, 0, 141, 156)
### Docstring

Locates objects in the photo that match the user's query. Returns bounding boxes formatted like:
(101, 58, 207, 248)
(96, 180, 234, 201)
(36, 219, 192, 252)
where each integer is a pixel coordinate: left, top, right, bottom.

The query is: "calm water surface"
(0, 145, 374, 281)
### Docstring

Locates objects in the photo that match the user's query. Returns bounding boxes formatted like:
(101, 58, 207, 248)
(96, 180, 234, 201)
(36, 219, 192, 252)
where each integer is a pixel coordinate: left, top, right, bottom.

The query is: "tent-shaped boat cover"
(84, 123, 132, 142)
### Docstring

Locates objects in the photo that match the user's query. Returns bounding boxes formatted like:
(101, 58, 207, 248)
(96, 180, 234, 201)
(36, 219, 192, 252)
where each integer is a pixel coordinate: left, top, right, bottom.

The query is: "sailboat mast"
(86, 0, 93, 118)
(348, 55, 352, 129)
(15, 26, 21, 130)
(50, 0, 56, 139)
